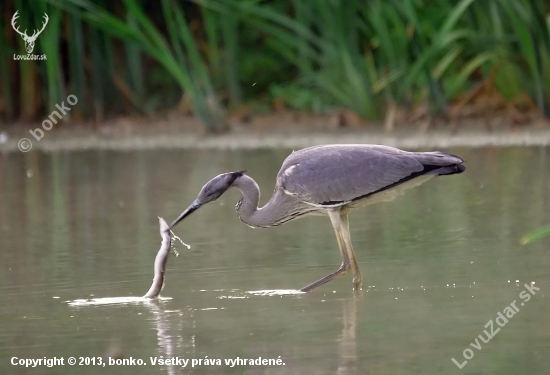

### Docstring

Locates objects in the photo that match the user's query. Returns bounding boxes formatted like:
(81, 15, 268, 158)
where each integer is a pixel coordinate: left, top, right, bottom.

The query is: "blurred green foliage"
(0, 0, 549, 132)
(521, 224, 550, 244)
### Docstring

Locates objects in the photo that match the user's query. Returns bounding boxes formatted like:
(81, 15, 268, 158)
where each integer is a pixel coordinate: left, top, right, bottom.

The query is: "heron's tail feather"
(412, 151, 465, 176)
(430, 163, 466, 176)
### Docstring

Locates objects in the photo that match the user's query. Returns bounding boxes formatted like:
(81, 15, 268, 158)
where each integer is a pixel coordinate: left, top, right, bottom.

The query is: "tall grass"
(0, 0, 548, 132)
(54, 0, 228, 132)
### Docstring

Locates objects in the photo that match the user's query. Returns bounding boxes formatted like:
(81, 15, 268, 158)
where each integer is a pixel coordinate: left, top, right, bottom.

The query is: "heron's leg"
(339, 213, 362, 291)
(300, 209, 350, 292)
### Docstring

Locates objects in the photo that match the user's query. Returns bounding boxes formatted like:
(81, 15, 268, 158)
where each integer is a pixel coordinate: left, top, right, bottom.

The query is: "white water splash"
(67, 296, 172, 307)
(246, 289, 305, 296)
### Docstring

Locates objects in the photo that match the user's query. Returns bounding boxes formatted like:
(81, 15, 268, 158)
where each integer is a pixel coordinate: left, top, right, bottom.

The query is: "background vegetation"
(1, 0, 549, 133)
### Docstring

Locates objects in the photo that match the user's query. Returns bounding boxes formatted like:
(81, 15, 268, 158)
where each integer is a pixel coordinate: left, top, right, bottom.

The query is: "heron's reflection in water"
(146, 300, 195, 375)
(336, 295, 359, 375)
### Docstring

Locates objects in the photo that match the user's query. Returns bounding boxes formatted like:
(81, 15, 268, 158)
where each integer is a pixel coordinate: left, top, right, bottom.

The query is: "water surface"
(0, 147, 549, 374)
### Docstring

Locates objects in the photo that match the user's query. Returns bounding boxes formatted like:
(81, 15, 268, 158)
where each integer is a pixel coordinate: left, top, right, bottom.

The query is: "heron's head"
(169, 171, 245, 229)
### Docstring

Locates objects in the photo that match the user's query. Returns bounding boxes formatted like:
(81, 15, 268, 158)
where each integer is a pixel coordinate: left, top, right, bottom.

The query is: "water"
(0, 146, 549, 374)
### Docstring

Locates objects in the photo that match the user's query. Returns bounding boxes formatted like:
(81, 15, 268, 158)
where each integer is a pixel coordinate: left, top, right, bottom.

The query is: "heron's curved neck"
(232, 174, 274, 228)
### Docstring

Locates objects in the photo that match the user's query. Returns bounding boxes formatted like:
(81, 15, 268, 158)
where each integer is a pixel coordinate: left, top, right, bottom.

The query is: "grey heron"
(169, 144, 465, 292)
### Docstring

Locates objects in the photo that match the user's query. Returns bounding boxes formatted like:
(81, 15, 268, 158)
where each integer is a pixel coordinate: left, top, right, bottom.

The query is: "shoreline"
(2, 125, 550, 153)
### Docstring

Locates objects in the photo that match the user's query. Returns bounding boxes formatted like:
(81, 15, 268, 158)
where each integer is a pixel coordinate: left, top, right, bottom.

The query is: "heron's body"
(170, 144, 465, 292)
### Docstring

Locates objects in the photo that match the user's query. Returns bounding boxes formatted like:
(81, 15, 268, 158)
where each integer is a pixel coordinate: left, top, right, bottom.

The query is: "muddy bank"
(1, 114, 550, 152)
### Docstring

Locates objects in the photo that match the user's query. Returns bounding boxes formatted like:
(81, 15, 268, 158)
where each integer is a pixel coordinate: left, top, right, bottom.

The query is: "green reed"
(0, 0, 548, 131)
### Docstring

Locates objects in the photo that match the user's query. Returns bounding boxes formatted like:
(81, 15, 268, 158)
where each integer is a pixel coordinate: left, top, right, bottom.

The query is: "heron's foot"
(300, 262, 350, 292)
(352, 276, 362, 291)
(353, 269, 363, 291)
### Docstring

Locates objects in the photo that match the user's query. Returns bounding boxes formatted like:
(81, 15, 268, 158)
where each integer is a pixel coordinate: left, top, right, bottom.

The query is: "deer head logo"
(11, 11, 49, 54)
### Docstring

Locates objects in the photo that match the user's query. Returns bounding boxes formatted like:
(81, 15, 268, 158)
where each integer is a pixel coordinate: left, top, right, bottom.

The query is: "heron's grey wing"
(277, 144, 463, 205)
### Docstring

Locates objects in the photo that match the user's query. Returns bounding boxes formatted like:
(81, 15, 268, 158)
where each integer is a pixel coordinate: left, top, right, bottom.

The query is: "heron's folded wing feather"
(277, 145, 460, 205)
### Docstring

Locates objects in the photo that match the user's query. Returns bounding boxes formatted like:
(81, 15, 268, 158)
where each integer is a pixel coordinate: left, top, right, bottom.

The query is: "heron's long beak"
(169, 199, 201, 230)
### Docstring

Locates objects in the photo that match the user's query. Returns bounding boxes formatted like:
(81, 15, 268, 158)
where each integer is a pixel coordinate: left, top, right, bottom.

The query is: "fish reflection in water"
(148, 300, 194, 375)
(68, 298, 193, 375)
